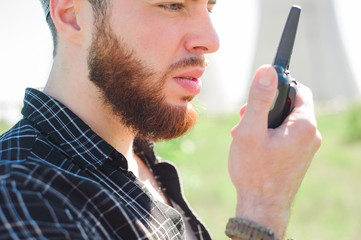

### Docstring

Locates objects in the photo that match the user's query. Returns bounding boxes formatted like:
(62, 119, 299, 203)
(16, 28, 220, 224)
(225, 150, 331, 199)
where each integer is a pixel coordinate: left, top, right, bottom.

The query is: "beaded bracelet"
(225, 218, 280, 240)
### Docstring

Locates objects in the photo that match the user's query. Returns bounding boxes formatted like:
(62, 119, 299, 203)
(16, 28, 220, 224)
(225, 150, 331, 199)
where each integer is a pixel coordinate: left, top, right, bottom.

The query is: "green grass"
(1, 103, 361, 240)
(0, 120, 11, 134)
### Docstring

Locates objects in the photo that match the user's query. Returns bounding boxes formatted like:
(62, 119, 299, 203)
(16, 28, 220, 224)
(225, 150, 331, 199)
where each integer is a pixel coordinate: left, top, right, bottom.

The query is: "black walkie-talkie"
(268, 5, 301, 128)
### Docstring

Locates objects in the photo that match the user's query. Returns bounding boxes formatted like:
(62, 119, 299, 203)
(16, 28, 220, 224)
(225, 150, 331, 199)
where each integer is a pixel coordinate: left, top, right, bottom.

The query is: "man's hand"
(229, 65, 322, 239)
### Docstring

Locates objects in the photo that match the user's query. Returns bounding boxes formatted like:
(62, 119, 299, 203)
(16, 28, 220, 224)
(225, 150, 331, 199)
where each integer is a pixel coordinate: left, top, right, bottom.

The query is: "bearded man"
(0, 0, 321, 239)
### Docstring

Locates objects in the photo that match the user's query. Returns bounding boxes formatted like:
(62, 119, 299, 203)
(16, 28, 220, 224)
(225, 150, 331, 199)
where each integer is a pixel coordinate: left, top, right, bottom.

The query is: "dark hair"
(46, 14, 58, 57)
(46, 0, 110, 57)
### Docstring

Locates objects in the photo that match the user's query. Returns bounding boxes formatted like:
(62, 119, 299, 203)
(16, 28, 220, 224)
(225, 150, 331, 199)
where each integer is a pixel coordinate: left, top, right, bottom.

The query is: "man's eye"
(159, 3, 184, 11)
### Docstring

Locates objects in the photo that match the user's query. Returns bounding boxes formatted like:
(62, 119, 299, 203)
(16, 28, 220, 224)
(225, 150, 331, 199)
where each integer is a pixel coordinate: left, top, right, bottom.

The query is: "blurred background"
(1, 0, 361, 239)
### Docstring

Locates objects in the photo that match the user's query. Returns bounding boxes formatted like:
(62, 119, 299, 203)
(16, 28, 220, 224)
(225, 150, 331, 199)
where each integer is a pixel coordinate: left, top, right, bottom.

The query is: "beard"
(87, 18, 202, 141)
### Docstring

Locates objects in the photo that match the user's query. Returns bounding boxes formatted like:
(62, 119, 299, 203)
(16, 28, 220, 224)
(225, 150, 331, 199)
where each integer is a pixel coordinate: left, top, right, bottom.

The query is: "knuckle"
(305, 121, 317, 138)
(315, 129, 323, 150)
(297, 117, 319, 143)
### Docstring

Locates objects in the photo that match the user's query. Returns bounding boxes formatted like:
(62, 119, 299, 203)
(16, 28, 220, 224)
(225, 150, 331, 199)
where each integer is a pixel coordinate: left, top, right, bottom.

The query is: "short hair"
(46, 14, 58, 57)
(45, 0, 111, 57)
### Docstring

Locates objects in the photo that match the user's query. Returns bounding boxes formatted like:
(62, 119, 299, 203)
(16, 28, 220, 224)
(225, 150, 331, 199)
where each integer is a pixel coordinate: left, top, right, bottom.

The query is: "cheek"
(112, 7, 184, 67)
(136, 22, 184, 69)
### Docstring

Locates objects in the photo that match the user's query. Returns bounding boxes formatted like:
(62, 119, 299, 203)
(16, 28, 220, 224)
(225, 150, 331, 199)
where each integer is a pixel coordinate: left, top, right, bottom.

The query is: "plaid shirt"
(0, 88, 211, 240)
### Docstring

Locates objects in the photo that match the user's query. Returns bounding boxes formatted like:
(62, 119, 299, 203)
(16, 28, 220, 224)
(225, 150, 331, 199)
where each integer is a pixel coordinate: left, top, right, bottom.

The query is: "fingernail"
(259, 76, 272, 87)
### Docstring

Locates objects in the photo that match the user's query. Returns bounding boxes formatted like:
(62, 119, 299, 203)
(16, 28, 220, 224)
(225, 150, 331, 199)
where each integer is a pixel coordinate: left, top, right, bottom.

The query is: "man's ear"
(50, 0, 85, 46)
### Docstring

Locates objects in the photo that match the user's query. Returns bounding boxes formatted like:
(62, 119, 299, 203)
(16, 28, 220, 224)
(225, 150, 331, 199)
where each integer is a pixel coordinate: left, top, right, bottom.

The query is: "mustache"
(169, 57, 206, 71)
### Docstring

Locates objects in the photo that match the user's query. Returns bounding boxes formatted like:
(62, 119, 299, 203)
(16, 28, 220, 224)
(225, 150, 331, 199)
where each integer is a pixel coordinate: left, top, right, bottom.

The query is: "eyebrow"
(190, 0, 217, 4)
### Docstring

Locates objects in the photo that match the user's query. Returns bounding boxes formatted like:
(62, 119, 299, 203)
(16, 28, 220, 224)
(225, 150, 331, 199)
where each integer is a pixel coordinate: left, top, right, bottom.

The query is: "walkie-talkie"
(268, 5, 301, 128)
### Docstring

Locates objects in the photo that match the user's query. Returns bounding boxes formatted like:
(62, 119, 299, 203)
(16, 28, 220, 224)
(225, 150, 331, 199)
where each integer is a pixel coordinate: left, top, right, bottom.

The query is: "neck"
(43, 51, 136, 160)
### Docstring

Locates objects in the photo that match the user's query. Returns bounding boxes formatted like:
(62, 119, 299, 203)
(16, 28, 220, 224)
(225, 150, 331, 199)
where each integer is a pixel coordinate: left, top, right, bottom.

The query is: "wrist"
(235, 193, 291, 238)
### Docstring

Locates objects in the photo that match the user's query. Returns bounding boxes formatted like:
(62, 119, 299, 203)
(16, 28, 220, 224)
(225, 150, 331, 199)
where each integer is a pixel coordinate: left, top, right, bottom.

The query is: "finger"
(281, 82, 320, 145)
(290, 82, 317, 126)
(293, 82, 314, 110)
(239, 103, 248, 118)
(231, 104, 248, 138)
(241, 65, 278, 133)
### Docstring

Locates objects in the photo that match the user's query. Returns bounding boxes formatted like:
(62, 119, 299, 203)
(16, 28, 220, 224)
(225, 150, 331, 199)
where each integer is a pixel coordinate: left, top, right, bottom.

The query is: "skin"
(44, 0, 322, 239)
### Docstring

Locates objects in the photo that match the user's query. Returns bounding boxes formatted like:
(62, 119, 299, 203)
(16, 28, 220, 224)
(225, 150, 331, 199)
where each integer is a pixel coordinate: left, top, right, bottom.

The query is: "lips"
(173, 69, 204, 95)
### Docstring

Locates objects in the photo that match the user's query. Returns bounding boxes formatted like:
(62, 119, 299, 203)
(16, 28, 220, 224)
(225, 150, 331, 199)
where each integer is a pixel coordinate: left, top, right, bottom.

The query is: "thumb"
(242, 65, 278, 131)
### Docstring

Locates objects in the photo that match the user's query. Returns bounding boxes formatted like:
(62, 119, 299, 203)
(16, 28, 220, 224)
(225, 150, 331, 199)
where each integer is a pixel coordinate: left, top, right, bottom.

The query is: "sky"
(0, 0, 360, 121)
(334, 0, 361, 89)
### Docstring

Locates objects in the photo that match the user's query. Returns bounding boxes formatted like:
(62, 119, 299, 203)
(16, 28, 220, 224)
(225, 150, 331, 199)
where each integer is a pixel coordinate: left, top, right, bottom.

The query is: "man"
(0, 0, 321, 239)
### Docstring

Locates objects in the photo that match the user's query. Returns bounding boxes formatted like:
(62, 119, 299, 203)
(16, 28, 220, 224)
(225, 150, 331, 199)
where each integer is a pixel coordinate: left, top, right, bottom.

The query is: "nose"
(184, 11, 220, 55)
